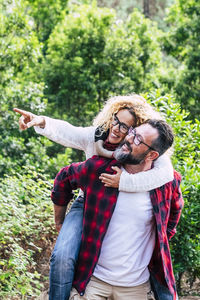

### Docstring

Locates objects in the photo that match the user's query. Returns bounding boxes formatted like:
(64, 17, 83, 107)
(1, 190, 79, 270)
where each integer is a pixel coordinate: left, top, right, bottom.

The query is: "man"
(51, 119, 183, 300)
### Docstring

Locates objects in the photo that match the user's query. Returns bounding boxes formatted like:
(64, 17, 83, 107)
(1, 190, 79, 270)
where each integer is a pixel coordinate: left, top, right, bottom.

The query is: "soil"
(36, 236, 56, 292)
(180, 298, 199, 300)
(179, 274, 200, 300)
(11, 234, 198, 300)
(36, 236, 200, 300)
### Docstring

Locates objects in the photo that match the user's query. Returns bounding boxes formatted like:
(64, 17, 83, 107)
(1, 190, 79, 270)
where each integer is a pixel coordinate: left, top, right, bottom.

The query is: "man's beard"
(114, 141, 150, 165)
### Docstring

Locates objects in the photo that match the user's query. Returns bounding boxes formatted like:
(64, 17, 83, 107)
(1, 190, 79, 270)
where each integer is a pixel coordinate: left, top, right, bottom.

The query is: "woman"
(14, 94, 173, 300)
(14, 95, 172, 191)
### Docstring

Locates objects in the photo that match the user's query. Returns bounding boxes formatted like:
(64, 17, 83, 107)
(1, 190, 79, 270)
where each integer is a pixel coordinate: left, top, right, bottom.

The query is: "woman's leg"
(49, 196, 84, 300)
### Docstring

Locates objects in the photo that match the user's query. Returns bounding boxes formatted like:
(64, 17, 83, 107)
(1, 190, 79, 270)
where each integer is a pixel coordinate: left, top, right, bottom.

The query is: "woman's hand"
(13, 108, 45, 130)
(99, 166, 122, 188)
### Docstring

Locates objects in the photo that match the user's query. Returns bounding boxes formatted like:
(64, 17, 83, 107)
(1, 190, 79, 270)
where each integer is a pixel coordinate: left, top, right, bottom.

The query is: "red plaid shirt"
(51, 156, 183, 300)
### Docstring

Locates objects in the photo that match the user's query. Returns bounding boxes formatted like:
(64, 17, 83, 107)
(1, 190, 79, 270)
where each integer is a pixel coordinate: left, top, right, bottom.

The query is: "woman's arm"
(14, 108, 95, 152)
(119, 154, 174, 192)
(100, 154, 174, 192)
(34, 116, 95, 151)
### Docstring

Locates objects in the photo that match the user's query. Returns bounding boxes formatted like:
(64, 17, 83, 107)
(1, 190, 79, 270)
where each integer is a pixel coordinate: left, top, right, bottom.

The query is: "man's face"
(114, 124, 159, 165)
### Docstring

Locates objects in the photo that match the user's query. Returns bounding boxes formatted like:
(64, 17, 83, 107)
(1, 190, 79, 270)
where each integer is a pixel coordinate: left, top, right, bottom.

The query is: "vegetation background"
(0, 0, 199, 298)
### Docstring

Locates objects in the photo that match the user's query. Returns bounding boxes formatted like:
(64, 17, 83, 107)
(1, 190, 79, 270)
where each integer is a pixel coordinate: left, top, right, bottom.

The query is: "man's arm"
(54, 204, 67, 232)
(51, 161, 89, 230)
(167, 171, 184, 240)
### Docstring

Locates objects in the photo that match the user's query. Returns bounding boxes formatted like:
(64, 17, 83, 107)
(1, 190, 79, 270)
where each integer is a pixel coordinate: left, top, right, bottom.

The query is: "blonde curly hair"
(93, 94, 161, 131)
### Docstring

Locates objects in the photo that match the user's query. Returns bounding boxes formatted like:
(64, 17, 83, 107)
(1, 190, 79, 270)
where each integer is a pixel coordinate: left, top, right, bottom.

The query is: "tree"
(25, 0, 68, 44)
(0, 0, 64, 177)
(164, 0, 200, 118)
(97, 0, 175, 28)
(143, 0, 150, 17)
(44, 4, 163, 126)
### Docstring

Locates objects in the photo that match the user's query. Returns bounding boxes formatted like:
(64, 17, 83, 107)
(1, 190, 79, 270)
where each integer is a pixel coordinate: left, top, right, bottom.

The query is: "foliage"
(0, 0, 44, 175)
(0, 1, 43, 88)
(25, 0, 68, 44)
(44, 4, 163, 125)
(163, 0, 200, 118)
(125, 10, 162, 88)
(98, 0, 175, 29)
(44, 3, 115, 124)
(146, 91, 200, 291)
(0, 167, 55, 298)
(0, 1, 72, 178)
(0, 0, 199, 296)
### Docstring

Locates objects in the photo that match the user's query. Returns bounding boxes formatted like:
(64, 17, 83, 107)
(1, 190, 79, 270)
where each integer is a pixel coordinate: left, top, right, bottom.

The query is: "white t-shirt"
(93, 170, 156, 286)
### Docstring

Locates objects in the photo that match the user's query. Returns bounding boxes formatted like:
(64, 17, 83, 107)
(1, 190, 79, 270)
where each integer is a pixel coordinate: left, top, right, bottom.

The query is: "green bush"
(147, 91, 200, 292)
(0, 167, 55, 298)
(163, 0, 200, 118)
(44, 4, 163, 125)
(25, 0, 68, 43)
(0, 0, 73, 175)
(0, 0, 49, 178)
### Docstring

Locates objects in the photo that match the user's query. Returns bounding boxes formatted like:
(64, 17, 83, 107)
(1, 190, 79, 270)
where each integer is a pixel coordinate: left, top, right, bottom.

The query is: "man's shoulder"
(173, 169, 182, 182)
(87, 155, 112, 163)
(163, 169, 181, 191)
(68, 156, 103, 169)
(68, 155, 118, 172)
(86, 155, 120, 170)
(153, 169, 182, 193)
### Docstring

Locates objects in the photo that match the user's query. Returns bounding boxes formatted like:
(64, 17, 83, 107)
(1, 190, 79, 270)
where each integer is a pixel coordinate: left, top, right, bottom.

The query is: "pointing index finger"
(13, 108, 31, 117)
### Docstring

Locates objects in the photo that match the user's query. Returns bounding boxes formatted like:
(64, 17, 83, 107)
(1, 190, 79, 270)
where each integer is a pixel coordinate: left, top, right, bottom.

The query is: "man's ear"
(146, 150, 159, 162)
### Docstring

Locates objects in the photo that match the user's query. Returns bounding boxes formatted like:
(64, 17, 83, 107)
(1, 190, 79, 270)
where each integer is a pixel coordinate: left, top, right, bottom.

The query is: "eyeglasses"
(128, 127, 155, 150)
(112, 114, 130, 134)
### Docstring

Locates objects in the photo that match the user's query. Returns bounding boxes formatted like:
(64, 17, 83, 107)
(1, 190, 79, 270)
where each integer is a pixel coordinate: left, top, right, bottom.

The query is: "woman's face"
(107, 109, 135, 144)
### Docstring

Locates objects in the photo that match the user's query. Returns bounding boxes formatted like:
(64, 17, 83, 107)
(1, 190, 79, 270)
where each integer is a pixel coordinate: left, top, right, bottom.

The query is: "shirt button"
(80, 292, 84, 296)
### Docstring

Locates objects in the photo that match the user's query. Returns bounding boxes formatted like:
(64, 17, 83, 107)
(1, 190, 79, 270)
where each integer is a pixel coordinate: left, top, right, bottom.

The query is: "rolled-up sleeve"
(51, 161, 87, 206)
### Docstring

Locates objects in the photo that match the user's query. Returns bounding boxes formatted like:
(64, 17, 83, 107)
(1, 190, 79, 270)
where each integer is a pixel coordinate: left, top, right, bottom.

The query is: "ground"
(36, 236, 200, 300)
(180, 298, 199, 300)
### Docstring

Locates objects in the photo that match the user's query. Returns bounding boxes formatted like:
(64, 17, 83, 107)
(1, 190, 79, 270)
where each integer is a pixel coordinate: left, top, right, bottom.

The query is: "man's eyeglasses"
(128, 127, 155, 151)
(112, 114, 130, 134)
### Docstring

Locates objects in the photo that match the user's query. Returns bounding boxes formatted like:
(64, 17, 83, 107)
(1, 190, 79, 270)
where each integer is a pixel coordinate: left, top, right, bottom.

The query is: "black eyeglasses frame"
(111, 114, 131, 134)
(128, 127, 156, 151)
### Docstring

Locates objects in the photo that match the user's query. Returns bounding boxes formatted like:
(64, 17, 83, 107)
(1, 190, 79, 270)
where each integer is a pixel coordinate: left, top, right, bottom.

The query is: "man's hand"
(13, 108, 45, 130)
(99, 166, 122, 188)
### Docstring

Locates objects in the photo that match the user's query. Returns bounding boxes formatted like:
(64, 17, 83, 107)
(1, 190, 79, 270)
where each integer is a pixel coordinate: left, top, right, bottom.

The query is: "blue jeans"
(49, 196, 84, 300)
(150, 273, 178, 300)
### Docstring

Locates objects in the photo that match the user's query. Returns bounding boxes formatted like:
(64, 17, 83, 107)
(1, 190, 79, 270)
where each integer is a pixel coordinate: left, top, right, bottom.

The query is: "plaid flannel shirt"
(51, 155, 183, 300)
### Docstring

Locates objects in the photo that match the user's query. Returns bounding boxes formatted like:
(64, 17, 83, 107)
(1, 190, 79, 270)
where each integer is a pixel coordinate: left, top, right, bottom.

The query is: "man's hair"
(144, 119, 174, 156)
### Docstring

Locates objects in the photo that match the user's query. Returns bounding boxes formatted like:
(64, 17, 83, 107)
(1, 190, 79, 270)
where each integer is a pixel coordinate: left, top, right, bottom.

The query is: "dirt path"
(38, 292, 200, 300)
(180, 298, 200, 300)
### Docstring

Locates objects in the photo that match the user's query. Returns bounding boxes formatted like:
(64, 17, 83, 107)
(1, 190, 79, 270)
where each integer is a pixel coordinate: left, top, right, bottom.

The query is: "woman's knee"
(50, 246, 76, 273)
